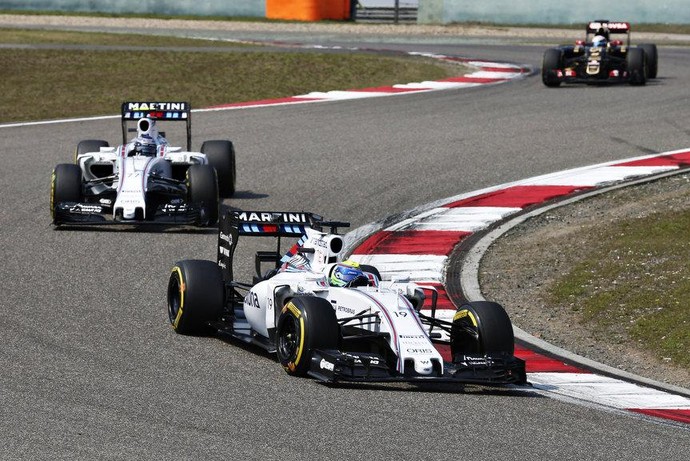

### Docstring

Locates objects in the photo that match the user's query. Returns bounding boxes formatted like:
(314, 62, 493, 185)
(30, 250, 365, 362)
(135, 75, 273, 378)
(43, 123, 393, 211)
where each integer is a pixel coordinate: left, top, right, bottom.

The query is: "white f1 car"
(166, 209, 527, 385)
(50, 101, 236, 226)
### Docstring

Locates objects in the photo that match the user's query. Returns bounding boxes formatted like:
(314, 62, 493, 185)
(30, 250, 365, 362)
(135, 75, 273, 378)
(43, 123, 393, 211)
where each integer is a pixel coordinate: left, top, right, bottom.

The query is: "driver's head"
(592, 35, 607, 47)
(592, 26, 609, 47)
(329, 260, 367, 287)
(132, 137, 157, 156)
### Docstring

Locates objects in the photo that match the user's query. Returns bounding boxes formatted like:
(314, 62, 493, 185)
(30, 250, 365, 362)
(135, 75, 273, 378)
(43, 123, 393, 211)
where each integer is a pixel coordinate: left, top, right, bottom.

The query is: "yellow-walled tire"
(51, 163, 82, 223)
(276, 296, 340, 377)
(167, 259, 224, 335)
(450, 301, 515, 359)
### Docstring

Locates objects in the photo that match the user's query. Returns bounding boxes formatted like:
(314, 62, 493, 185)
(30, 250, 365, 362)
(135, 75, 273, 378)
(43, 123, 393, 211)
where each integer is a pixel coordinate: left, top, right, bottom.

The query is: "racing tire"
(167, 259, 224, 335)
(75, 139, 109, 163)
(201, 140, 236, 198)
(186, 164, 219, 226)
(276, 296, 340, 377)
(541, 48, 563, 87)
(450, 301, 515, 358)
(626, 47, 647, 86)
(638, 44, 658, 79)
(50, 163, 82, 223)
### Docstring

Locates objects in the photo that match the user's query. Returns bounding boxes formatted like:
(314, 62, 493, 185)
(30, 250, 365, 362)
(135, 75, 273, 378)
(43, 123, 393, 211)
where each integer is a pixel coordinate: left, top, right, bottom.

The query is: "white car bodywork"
(238, 226, 443, 376)
(76, 117, 208, 220)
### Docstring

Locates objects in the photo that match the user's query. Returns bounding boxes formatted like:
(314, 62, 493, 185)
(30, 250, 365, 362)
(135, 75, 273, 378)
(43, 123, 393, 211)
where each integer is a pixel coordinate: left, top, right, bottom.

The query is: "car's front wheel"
(542, 48, 563, 87)
(50, 163, 83, 223)
(450, 301, 515, 360)
(276, 296, 340, 377)
(167, 259, 224, 335)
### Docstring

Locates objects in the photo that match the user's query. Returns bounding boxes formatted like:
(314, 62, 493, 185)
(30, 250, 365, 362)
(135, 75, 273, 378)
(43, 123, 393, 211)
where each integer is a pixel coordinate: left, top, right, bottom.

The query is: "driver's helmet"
(592, 26, 609, 47)
(329, 260, 367, 287)
(592, 35, 608, 47)
(131, 136, 157, 156)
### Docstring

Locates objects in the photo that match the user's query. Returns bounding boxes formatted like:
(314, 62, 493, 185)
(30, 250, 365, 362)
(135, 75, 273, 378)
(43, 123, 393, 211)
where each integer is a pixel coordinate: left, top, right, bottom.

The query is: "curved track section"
(2, 27, 690, 459)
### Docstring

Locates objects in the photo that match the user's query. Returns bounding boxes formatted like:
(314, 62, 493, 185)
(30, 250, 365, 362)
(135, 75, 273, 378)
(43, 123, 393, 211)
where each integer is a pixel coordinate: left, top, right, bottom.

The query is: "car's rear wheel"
(542, 48, 563, 87)
(638, 44, 658, 79)
(50, 163, 82, 223)
(450, 301, 515, 359)
(201, 140, 236, 198)
(186, 164, 219, 226)
(276, 296, 340, 377)
(627, 47, 647, 85)
(75, 139, 109, 163)
(167, 259, 224, 335)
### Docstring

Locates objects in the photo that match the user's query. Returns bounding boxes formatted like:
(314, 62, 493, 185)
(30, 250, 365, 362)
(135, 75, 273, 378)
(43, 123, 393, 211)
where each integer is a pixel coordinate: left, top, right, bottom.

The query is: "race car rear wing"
(586, 20, 631, 46)
(586, 20, 630, 34)
(216, 208, 349, 282)
(120, 101, 192, 150)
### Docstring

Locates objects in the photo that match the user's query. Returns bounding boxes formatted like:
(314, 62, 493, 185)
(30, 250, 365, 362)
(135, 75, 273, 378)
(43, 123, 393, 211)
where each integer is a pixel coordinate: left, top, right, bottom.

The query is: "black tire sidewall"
(186, 164, 219, 226)
(167, 259, 224, 335)
(51, 163, 82, 221)
(201, 140, 236, 198)
(276, 296, 339, 376)
(638, 44, 658, 79)
(451, 301, 515, 356)
(626, 47, 647, 85)
(542, 48, 563, 87)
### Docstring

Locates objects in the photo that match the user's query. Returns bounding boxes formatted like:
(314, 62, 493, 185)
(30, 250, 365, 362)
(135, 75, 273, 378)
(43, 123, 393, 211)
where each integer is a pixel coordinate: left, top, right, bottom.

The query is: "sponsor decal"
(237, 211, 309, 223)
(219, 247, 230, 257)
(337, 305, 356, 315)
(320, 359, 334, 372)
(399, 334, 425, 339)
(341, 352, 380, 365)
(406, 348, 434, 354)
(126, 102, 187, 112)
(285, 302, 301, 318)
(244, 292, 260, 309)
(217, 261, 227, 270)
(69, 204, 102, 214)
(219, 232, 233, 245)
(99, 198, 112, 205)
(309, 237, 327, 248)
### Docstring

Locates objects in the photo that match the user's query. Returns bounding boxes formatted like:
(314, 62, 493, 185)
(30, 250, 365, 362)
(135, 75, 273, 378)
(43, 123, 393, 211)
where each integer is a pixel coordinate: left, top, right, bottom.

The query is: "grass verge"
(548, 190, 690, 369)
(0, 30, 464, 123)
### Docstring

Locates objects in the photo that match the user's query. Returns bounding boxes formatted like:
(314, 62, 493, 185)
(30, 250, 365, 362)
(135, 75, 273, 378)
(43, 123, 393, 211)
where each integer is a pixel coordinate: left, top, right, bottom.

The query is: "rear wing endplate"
(120, 101, 191, 150)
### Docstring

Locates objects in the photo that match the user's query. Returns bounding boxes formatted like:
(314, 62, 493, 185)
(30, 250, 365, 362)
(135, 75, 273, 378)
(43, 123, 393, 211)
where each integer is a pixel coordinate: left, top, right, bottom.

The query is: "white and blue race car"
(166, 209, 527, 385)
(50, 101, 236, 226)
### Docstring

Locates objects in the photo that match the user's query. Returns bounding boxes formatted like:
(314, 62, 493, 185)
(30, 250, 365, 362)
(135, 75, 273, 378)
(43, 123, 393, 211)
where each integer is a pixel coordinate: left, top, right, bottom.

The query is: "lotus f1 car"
(50, 101, 236, 226)
(542, 20, 658, 87)
(166, 209, 527, 385)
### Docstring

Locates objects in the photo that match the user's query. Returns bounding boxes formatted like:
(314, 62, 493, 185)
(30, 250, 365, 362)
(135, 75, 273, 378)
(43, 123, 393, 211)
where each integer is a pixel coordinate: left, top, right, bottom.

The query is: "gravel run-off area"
(480, 172, 690, 389)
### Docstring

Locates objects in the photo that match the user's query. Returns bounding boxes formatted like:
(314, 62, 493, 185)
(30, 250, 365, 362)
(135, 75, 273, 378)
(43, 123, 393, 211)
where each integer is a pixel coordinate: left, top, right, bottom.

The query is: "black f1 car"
(50, 101, 236, 227)
(542, 20, 658, 87)
(166, 208, 527, 386)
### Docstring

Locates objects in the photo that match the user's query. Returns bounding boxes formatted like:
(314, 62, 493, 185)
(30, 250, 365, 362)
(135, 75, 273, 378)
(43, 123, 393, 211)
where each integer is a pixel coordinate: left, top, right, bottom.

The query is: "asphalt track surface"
(2, 24, 690, 459)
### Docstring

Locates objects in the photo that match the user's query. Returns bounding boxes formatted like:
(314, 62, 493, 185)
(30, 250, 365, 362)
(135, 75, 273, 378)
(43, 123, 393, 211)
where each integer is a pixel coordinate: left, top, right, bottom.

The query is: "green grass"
(0, 27, 251, 47)
(548, 204, 690, 367)
(0, 30, 464, 122)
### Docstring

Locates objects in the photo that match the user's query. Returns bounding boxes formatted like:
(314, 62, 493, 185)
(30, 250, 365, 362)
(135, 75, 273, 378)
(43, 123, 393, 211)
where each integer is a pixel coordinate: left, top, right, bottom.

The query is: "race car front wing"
(307, 349, 527, 386)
